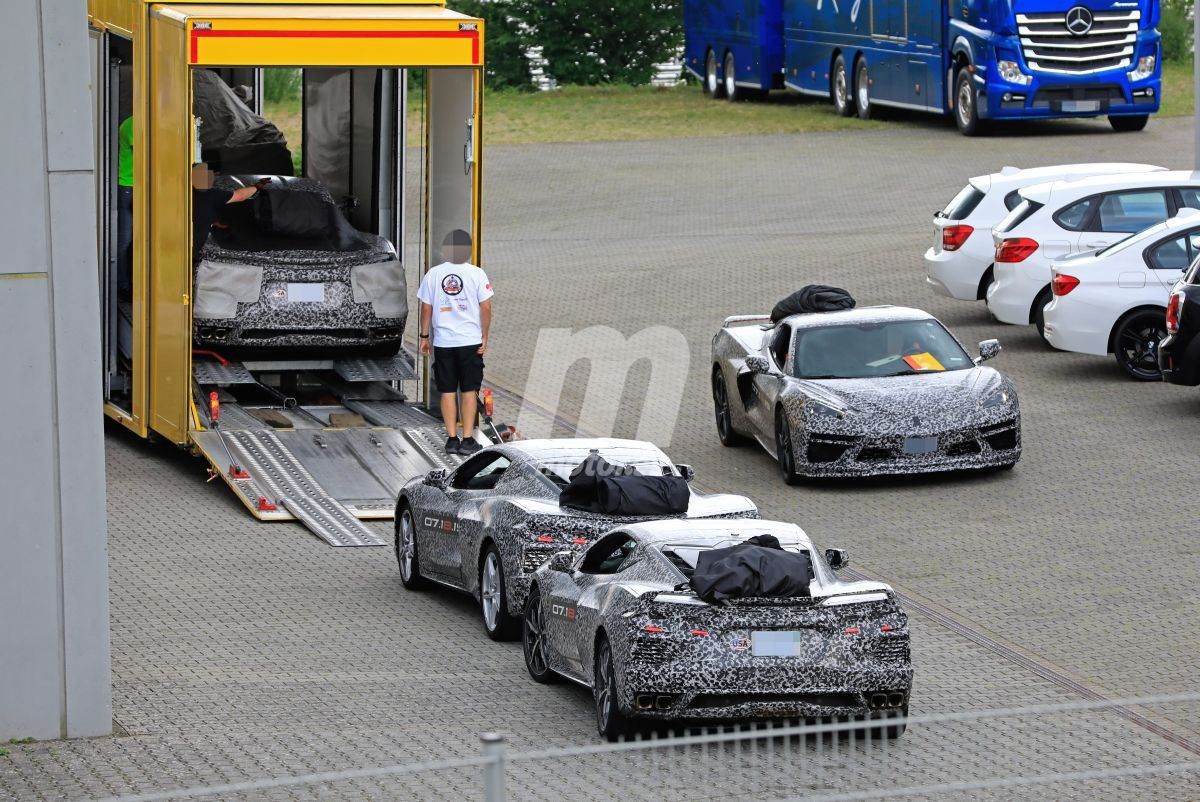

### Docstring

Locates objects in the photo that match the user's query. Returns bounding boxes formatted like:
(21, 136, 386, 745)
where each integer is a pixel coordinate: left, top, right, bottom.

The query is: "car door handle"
(1084, 241, 1109, 249)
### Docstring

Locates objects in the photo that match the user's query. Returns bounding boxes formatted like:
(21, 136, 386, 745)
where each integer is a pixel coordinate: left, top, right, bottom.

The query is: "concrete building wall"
(0, 0, 112, 739)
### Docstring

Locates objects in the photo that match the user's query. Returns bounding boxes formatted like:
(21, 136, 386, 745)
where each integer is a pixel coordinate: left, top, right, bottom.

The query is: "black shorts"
(433, 344, 484, 393)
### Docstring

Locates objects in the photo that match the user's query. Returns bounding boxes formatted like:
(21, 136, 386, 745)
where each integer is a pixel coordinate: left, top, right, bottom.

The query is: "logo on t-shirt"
(442, 274, 464, 296)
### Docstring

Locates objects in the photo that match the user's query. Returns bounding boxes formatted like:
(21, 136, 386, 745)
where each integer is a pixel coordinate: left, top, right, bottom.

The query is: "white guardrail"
(92, 692, 1200, 802)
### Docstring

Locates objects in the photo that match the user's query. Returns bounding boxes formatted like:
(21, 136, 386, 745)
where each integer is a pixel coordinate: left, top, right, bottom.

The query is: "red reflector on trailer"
(258, 496, 278, 512)
(209, 391, 220, 422)
(228, 464, 250, 480)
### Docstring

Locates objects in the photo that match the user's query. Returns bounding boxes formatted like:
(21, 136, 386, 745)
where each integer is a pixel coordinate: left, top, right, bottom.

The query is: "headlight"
(996, 60, 1032, 86)
(807, 400, 848, 419)
(981, 389, 1011, 409)
(1128, 54, 1156, 82)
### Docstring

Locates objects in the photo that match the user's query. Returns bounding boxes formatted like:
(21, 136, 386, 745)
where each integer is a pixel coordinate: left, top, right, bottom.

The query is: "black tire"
(703, 49, 723, 98)
(480, 543, 520, 641)
(1032, 287, 1053, 341)
(1112, 309, 1167, 381)
(954, 69, 985, 136)
(522, 587, 558, 684)
(712, 368, 748, 447)
(594, 636, 637, 741)
(723, 52, 739, 102)
(977, 265, 995, 301)
(396, 506, 428, 590)
(1109, 114, 1149, 133)
(832, 55, 854, 117)
(854, 58, 871, 120)
(774, 409, 802, 486)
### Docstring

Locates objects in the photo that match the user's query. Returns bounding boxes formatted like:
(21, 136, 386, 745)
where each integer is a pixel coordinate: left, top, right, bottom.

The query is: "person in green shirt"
(117, 116, 134, 301)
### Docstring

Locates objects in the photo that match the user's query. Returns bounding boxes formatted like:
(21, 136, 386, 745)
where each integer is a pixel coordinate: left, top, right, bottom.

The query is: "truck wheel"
(724, 52, 739, 102)
(1109, 114, 1149, 132)
(832, 55, 854, 117)
(954, 70, 985, 136)
(854, 59, 871, 120)
(703, 49, 723, 98)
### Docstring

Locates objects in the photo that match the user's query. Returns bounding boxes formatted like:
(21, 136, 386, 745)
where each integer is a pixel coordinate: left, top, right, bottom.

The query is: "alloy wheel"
(1116, 316, 1166, 380)
(713, 373, 731, 439)
(595, 642, 613, 730)
(397, 510, 415, 581)
(481, 552, 501, 631)
(524, 599, 547, 675)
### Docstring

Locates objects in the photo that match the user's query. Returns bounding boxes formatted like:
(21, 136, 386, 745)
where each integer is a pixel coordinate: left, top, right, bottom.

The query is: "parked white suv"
(1043, 210, 1200, 380)
(926, 163, 1164, 302)
(988, 171, 1200, 336)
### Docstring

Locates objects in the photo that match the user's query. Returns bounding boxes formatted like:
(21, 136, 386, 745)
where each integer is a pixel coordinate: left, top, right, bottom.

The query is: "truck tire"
(954, 70, 986, 136)
(1109, 114, 1149, 132)
(703, 49, 723, 98)
(832, 55, 854, 117)
(724, 52, 739, 102)
(854, 58, 871, 120)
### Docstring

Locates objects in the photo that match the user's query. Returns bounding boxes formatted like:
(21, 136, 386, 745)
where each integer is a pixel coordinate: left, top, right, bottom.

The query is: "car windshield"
(995, 198, 1044, 234)
(536, 457, 675, 486)
(791, 319, 973, 379)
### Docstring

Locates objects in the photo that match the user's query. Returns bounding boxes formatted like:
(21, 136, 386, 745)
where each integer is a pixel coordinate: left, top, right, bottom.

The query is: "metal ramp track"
(192, 360, 258, 385)
(224, 430, 385, 548)
(334, 354, 417, 382)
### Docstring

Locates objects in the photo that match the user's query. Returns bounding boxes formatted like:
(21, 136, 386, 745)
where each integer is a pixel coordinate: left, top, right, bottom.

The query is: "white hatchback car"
(988, 171, 1200, 336)
(925, 163, 1164, 302)
(1043, 211, 1200, 380)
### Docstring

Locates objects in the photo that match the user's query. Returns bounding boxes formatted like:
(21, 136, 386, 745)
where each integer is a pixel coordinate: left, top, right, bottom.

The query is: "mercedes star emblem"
(1065, 6, 1093, 36)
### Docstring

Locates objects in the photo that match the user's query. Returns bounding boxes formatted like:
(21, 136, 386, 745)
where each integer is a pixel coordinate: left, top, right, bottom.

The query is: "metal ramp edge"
(223, 430, 386, 548)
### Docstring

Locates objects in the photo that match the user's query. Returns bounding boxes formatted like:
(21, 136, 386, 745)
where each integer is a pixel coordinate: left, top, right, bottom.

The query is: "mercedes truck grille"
(1017, 10, 1139, 75)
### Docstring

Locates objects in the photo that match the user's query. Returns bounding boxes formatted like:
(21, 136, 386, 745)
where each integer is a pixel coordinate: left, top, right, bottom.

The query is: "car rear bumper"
(988, 264, 1045, 326)
(1043, 297, 1111, 357)
(924, 246, 991, 301)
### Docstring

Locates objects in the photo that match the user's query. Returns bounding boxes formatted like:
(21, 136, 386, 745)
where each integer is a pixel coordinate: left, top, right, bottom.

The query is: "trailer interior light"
(996, 60, 1031, 86)
(1128, 54, 1156, 82)
(942, 225, 974, 251)
(1167, 291, 1184, 334)
(208, 391, 220, 423)
(1051, 274, 1080, 296)
(996, 238, 1039, 263)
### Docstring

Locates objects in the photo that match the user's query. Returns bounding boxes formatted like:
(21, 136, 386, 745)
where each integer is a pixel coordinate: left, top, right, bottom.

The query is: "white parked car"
(1043, 211, 1200, 380)
(925, 164, 1164, 303)
(987, 171, 1200, 336)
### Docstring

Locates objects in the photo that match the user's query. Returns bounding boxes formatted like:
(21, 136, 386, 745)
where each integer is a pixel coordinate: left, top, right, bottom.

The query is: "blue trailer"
(682, 0, 1162, 134)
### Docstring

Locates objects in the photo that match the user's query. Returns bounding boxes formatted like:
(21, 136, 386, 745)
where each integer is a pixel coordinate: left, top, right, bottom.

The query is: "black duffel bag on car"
(770, 284, 856, 322)
(253, 186, 337, 240)
(690, 534, 812, 602)
(559, 451, 689, 516)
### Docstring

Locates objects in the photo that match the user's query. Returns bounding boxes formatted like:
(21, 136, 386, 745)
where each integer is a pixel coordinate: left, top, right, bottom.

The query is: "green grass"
(262, 61, 1194, 151)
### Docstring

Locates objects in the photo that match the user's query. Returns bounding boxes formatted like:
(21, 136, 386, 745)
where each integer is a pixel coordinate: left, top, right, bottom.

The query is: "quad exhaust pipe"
(868, 691, 907, 710)
(635, 694, 675, 711)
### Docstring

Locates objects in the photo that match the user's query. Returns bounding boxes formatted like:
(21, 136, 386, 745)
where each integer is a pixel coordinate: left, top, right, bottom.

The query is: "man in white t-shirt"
(417, 229, 494, 456)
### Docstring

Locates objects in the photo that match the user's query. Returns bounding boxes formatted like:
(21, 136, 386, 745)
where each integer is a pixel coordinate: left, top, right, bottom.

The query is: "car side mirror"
(976, 339, 1002, 364)
(825, 548, 849, 570)
(549, 550, 574, 573)
(677, 464, 696, 482)
(745, 355, 772, 375)
(424, 468, 448, 489)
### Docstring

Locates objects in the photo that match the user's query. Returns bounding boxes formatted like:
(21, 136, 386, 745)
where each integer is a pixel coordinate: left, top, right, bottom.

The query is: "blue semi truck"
(682, 0, 1162, 134)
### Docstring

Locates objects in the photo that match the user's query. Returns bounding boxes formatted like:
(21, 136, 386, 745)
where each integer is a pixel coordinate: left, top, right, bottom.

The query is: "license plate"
(751, 630, 819, 657)
(1062, 100, 1100, 113)
(287, 283, 324, 303)
(902, 436, 939, 455)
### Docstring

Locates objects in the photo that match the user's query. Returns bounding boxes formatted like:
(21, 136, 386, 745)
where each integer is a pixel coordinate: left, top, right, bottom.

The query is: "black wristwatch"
(419, 333, 429, 339)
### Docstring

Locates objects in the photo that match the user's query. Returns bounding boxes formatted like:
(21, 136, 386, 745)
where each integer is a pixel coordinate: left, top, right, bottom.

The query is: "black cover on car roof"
(559, 452, 689, 516)
(770, 285, 856, 322)
(689, 534, 812, 602)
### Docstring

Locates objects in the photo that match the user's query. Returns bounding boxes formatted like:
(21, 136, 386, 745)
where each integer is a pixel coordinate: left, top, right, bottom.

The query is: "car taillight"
(1167, 291, 1184, 334)
(942, 225, 974, 251)
(995, 237, 1039, 263)
(1051, 274, 1080, 296)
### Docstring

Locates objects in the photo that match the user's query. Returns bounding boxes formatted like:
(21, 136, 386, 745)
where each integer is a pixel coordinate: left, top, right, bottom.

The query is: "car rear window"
(996, 199, 1044, 234)
(939, 184, 986, 220)
(1053, 198, 1095, 231)
(1003, 190, 1024, 211)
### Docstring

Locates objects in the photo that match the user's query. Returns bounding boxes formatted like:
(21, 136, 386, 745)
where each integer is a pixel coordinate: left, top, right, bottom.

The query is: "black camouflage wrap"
(193, 176, 405, 352)
(394, 439, 758, 615)
(527, 519, 913, 725)
(711, 305, 1022, 477)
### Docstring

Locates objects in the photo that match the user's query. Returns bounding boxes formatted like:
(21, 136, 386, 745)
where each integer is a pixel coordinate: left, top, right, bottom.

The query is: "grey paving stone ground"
(4, 110, 1200, 801)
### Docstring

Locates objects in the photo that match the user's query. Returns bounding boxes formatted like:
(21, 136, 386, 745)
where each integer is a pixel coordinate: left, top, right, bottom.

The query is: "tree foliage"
(513, 0, 682, 85)
(1159, 0, 1194, 63)
(453, 0, 534, 90)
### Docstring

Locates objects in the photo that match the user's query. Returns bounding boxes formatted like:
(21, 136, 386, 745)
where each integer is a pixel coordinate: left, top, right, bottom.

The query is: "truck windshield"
(792, 320, 973, 379)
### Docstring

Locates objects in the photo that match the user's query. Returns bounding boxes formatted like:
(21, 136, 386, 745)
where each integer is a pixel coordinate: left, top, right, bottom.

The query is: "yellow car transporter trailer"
(87, 0, 484, 546)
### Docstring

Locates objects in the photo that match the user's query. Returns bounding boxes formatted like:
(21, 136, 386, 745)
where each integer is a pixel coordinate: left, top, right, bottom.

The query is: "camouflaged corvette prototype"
(394, 439, 757, 641)
(711, 305, 1021, 483)
(522, 518, 913, 741)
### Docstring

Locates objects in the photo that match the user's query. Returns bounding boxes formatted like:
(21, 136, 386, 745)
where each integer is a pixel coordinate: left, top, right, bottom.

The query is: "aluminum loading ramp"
(191, 355, 462, 547)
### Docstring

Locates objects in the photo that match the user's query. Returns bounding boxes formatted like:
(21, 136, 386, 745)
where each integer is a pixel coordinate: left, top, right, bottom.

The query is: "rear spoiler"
(721, 314, 773, 329)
